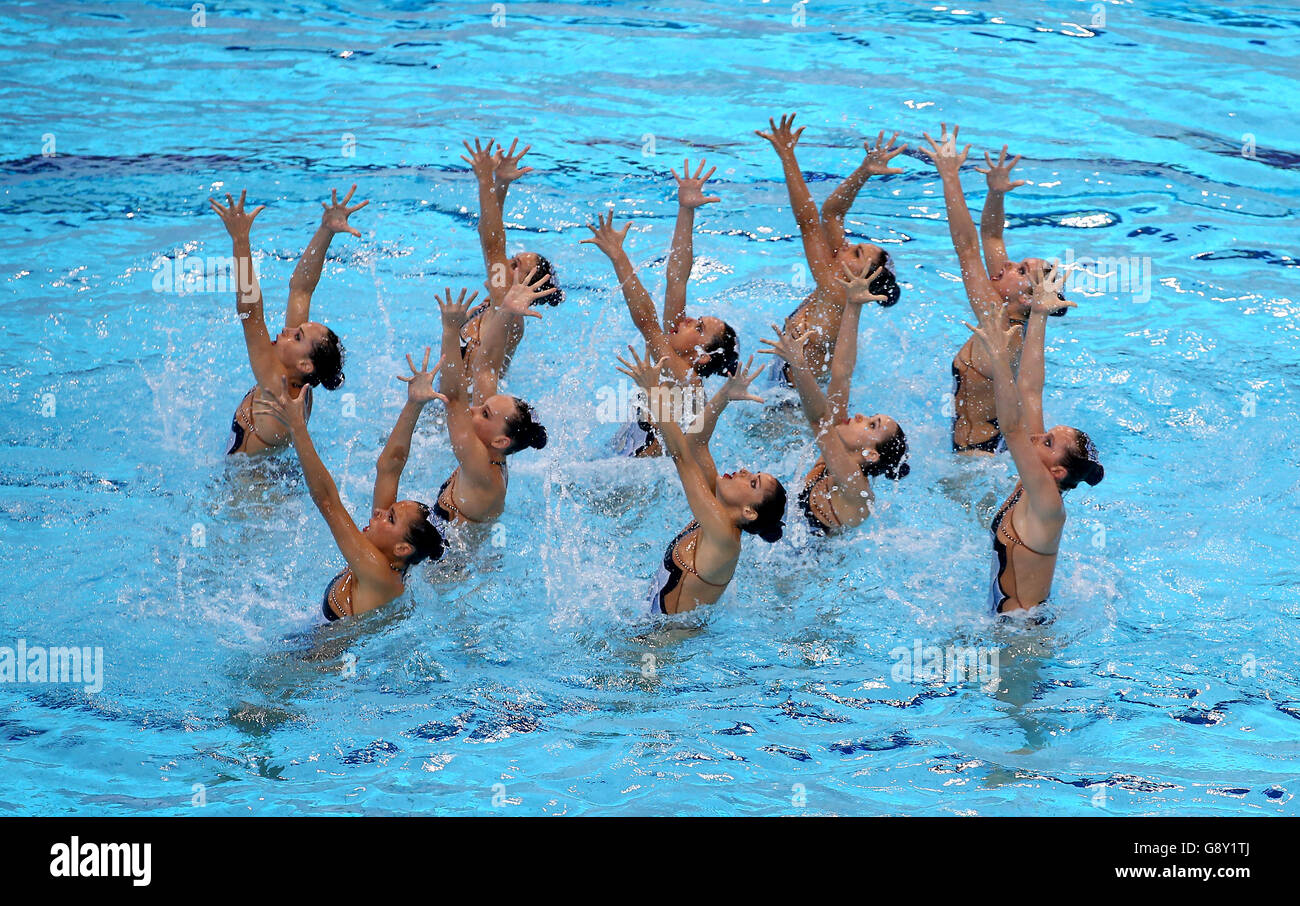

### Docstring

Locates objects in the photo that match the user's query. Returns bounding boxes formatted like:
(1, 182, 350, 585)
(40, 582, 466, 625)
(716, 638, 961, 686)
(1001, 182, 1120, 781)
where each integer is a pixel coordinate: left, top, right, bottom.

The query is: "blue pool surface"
(1, 0, 1298, 815)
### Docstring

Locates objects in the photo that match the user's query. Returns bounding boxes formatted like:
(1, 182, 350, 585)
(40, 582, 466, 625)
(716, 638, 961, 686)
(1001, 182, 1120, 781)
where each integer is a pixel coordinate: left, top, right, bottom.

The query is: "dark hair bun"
(504, 400, 548, 454)
(532, 254, 564, 307)
(757, 524, 784, 544)
(309, 327, 346, 391)
(1084, 461, 1104, 486)
(697, 322, 740, 379)
(886, 461, 910, 481)
(526, 423, 548, 451)
(871, 261, 902, 307)
(405, 505, 444, 567)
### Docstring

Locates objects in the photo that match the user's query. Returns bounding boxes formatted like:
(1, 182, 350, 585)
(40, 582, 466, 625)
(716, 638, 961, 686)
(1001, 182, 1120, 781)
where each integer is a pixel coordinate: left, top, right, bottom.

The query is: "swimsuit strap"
(325, 568, 354, 620)
(798, 460, 843, 531)
(995, 483, 1059, 557)
(237, 389, 279, 448)
(674, 521, 729, 589)
(808, 460, 844, 528)
(438, 469, 470, 522)
(438, 463, 505, 525)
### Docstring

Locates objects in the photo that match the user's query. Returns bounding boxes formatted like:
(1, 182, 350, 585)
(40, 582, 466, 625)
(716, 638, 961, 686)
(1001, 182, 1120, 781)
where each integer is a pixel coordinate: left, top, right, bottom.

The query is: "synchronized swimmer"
(215, 115, 1104, 622)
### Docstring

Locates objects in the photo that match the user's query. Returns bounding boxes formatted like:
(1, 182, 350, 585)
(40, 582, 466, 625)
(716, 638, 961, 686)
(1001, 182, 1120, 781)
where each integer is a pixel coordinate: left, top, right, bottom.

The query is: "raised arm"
(436, 288, 500, 485)
(461, 138, 510, 303)
(967, 315, 1062, 518)
(825, 264, 888, 420)
(471, 268, 548, 403)
(210, 191, 281, 388)
(491, 138, 533, 216)
(758, 324, 832, 429)
(919, 124, 1004, 325)
(973, 146, 1026, 279)
(820, 131, 907, 253)
(285, 185, 368, 327)
(617, 348, 734, 537)
(1017, 265, 1073, 436)
(581, 210, 692, 383)
(374, 347, 447, 512)
(253, 377, 392, 583)
(681, 356, 766, 486)
(685, 355, 764, 448)
(664, 158, 720, 329)
(756, 113, 838, 288)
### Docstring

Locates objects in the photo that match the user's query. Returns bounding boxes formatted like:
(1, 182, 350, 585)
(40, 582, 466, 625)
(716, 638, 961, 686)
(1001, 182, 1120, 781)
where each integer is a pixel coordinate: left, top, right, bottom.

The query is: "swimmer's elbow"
(379, 446, 409, 473)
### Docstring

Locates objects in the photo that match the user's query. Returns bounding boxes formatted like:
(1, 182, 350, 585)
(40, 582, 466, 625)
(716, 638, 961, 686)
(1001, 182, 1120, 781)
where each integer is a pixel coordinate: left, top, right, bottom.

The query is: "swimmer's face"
(990, 258, 1045, 311)
(836, 413, 898, 464)
(275, 322, 327, 377)
(835, 243, 884, 277)
(668, 315, 726, 362)
(363, 500, 425, 560)
(1030, 424, 1077, 482)
(716, 468, 781, 520)
(473, 393, 519, 451)
(511, 251, 542, 283)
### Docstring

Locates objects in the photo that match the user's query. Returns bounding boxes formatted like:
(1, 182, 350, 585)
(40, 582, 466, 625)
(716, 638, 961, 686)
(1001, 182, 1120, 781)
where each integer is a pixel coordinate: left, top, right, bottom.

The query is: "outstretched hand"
(438, 286, 480, 331)
(500, 266, 550, 319)
(964, 311, 1020, 363)
(861, 130, 908, 176)
(252, 375, 307, 432)
(209, 190, 265, 239)
(755, 113, 805, 155)
(973, 145, 1026, 193)
(320, 184, 369, 237)
(460, 137, 498, 182)
(757, 322, 814, 368)
(836, 263, 888, 305)
(721, 355, 766, 404)
(579, 209, 632, 258)
(614, 344, 666, 394)
(397, 346, 448, 405)
(1028, 260, 1074, 314)
(673, 158, 721, 209)
(493, 137, 533, 185)
(919, 122, 970, 173)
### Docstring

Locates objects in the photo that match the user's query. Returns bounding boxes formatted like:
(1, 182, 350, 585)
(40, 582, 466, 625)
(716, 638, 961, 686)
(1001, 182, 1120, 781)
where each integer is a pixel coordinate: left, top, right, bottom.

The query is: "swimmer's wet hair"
(697, 322, 740, 378)
(871, 257, 902, 307)
(864, 424, 911, 481)
(531, 254, 565, 306)
(1060, 430, 1104, 491)
(307, 327, 346, 391)
(742, 478, 788, 544)
(503, 398, 548, 454)
(404, 502, 445, 567)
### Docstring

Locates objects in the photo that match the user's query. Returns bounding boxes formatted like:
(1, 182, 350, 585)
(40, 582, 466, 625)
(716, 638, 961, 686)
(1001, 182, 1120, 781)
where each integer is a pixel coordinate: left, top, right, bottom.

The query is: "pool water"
(2, 0, 1298, 815)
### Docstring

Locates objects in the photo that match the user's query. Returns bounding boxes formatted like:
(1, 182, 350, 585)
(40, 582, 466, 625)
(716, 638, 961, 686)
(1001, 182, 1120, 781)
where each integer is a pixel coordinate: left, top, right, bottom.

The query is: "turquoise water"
(2, 0, 1298, 815)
